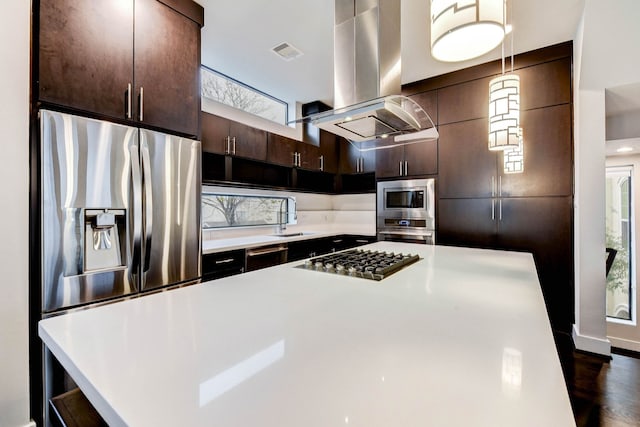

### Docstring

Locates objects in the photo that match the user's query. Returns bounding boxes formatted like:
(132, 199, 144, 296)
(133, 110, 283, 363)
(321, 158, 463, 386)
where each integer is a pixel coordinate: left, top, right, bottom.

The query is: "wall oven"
(376, 178, 435, 244)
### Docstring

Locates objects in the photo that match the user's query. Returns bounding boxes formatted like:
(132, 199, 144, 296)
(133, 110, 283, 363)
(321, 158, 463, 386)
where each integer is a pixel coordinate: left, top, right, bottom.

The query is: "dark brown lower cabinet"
(438, 196, 573, 333)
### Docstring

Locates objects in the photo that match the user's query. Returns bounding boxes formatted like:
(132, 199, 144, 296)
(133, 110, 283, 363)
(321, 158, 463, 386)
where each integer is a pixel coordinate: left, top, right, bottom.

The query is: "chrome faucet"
(277, 199, 287, 234)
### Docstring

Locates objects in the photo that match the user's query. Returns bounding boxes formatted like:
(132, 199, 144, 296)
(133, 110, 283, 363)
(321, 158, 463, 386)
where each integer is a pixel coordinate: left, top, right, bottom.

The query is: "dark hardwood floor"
(555, 332, 640, 426)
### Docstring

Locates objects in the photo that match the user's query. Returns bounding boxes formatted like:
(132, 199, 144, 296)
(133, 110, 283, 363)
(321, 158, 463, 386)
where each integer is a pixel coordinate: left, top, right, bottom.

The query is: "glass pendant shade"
(503, 127, 524, 173)
(431, 0, 505, 62)
(488, 73, 520, 150)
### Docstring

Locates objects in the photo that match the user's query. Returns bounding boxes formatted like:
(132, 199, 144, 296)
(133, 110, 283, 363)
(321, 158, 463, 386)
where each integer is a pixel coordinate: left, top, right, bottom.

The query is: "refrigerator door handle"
(130, 145, 143, 272)
(141, 139, 153, 273)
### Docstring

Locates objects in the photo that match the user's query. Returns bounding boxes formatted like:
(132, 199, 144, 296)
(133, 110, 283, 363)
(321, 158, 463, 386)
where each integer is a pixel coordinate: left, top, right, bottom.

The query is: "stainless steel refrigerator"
(40, 109, 201, 314)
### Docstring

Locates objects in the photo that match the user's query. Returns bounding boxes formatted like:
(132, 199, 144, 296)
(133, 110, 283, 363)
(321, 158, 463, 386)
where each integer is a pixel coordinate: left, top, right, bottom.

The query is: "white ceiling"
(199, 0, 585, 109)
(197, 0, 640, 149)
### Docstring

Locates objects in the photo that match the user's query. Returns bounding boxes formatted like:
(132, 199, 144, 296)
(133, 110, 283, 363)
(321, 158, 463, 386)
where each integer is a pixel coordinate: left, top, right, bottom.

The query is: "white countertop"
(202, 226, 375, 254)
(39, 243, 575, 427)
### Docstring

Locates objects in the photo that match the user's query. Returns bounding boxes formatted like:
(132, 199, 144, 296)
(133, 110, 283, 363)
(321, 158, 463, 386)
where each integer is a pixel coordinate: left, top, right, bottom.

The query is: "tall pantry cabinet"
(404, 43, 574, 333)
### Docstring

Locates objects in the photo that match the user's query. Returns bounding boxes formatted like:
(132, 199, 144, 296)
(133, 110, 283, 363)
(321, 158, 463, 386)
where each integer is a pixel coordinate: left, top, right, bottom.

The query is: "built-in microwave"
(376, 178, 435, 244)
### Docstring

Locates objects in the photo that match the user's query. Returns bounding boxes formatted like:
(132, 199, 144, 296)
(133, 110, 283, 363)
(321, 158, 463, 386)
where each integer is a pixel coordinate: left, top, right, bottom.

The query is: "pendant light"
(488, 0, 520, 152)
(431, 0, 505, 62)
(503, 127, 524, 173)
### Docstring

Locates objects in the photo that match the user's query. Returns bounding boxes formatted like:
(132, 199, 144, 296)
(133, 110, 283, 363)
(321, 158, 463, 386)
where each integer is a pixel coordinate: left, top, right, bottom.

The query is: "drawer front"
(202, 250, 245, 280)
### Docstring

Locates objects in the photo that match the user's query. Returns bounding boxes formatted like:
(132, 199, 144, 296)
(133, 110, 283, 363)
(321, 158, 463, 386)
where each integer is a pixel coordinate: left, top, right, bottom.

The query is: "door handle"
(319, 155, 324, 171)
(232, 136, 236, 155)
(215, 258, 235, 265)
(404, 160, 408, 176)
(491, 199, 495, 221)
(126, 83, 132, 119)
(129, 144, 142, 274)
(246, 245, 288, 256)
(498, 175, 502, 197)
(491, 176, 496, 197)
(140, 137, 153, 273)
(499, 199, 503, 221)
(399, 161, 403, 176)
(139, 87, 144, 122)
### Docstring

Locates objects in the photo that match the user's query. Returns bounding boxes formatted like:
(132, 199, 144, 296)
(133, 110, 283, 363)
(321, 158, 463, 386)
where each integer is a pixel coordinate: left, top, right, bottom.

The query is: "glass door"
(605, 166, 634, 320)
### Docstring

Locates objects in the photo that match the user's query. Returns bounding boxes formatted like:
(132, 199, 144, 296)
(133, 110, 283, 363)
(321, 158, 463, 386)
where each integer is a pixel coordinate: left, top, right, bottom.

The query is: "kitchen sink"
(271, 232, 314, 238)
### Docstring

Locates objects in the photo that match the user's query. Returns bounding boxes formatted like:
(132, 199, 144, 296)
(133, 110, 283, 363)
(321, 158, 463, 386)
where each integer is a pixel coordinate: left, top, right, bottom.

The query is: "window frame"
(201, 192, 297, 230)
(201, 65, 288, 126)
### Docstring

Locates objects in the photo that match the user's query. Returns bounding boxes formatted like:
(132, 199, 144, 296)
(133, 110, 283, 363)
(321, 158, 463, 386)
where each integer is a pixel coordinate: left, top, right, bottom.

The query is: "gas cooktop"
(297, 249, 420, 281)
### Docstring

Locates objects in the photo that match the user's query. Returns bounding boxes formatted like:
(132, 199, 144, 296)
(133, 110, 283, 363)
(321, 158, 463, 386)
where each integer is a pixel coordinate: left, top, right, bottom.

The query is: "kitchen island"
(39, 242, 576, 426)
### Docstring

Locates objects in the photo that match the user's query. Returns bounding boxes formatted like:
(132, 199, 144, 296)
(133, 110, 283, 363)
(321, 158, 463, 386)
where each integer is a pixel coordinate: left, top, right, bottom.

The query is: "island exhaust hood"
(302, 0, 438, 143)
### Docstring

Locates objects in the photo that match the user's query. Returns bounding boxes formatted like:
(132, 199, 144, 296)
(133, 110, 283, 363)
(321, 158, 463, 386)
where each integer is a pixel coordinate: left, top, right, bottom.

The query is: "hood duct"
(302, 0, 438, 143)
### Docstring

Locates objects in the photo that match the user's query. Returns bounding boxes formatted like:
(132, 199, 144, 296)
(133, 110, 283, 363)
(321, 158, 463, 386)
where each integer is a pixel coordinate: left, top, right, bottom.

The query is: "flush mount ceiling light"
(430, 0, 505, 62)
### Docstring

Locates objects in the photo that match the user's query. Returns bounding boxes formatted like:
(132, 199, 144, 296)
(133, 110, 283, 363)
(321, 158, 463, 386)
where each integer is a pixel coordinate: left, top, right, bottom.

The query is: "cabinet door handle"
(319, 155, 324, 171)
(404, 160, 408, 176)
(491, 199, 495, 220)
(139, 87, 144, 121)
(232, 137, 236, 155)
(498, 175, 502, 197)
(399, 161, 403, 176)
(491, 176, 496, 197)
(224, 136, 230, 155)
(126, 83, 132, 119)
(499, 199, 503, 221)
(215, 258, 235, 265)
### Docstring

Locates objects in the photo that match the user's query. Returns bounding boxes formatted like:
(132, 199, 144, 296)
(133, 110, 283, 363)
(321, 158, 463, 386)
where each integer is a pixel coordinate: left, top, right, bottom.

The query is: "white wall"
(573, 87, 611, 355)
(0, 1, 33, 426)
(573, 0, 640, 355)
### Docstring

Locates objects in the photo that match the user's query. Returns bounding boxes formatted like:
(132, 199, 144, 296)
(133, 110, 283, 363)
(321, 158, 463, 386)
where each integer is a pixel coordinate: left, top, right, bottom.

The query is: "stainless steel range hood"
(303, 0, 438, 143)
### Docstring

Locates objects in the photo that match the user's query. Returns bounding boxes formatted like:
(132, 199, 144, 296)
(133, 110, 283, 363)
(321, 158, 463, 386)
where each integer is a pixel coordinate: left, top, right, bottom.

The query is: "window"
(201, 66, 288, 125)
(605, 166, 634, 321)
(202, 193, 296, 229)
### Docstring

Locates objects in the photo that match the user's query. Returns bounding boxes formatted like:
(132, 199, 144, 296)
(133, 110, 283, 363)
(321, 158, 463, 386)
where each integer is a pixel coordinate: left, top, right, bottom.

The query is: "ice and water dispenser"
(82, 209, 126, 273)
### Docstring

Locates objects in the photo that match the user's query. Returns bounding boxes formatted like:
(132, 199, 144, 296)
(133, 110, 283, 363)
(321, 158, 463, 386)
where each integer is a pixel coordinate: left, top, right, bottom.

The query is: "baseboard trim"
(572, 325, 612, 356)
(608, 336, 640, 353)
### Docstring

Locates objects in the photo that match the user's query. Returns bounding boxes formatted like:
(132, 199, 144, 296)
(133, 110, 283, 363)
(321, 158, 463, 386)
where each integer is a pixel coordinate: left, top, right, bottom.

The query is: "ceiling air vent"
(272, 42, 303, 61)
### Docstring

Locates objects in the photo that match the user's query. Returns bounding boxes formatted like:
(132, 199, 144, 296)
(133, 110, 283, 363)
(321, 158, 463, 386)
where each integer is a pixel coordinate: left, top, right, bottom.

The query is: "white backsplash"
(201, 185, 375, 241)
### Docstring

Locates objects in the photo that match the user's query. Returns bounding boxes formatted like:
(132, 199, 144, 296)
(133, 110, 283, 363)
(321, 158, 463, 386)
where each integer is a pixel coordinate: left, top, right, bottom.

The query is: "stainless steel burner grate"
(296, 249, 420, 281)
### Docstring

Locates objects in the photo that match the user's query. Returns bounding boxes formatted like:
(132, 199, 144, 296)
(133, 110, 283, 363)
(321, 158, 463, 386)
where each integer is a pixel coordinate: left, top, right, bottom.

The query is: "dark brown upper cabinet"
(297, 142, 321, 171)
(500, 104, 573, 197)
(133, 0, 201, 136)
(519, 57, 572, 110)
(375, 139, 438, 178)
(267, 133, 329, 171)
(438, 105, 572, 199)
(438, 119, 497, 199)
(409, 90, 438, 125)
(437, 77, 493, 125)
(338, 138, 376, 174)
(318, 130, 339, 173)
(201, 112, 267, 161)
(37, 0, 203, 137)
(268, 133, 297, 167)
